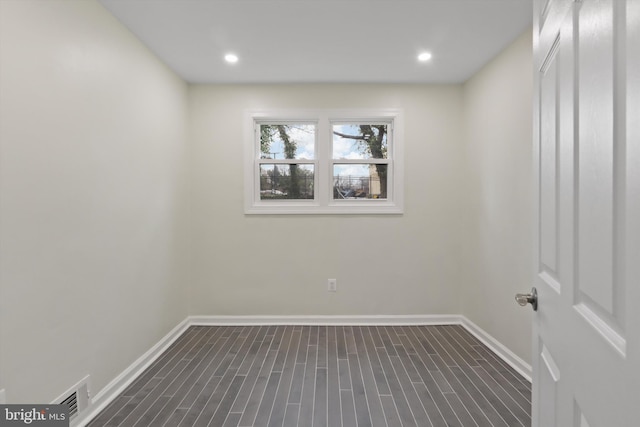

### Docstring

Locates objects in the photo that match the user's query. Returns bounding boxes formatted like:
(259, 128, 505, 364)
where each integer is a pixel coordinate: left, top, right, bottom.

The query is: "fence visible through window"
(259, 174, 384, 200)
(334, 175, 383, 199)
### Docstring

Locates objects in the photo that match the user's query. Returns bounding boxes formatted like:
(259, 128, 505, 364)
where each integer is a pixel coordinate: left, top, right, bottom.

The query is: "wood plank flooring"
(88, 325, 531, 427)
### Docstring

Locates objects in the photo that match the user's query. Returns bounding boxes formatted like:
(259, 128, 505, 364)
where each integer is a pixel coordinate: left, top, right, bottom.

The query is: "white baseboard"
(189, 314, 462, 326)
(460, 316, 532, 382)
(73, 318, 190, 427)
(77, 313, 531, 426)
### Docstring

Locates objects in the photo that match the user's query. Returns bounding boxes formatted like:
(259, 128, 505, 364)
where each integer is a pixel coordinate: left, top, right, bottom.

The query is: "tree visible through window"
(259, 124, 315, 200)
(332, 124, 388, 200)
(245, 110, 403, 214)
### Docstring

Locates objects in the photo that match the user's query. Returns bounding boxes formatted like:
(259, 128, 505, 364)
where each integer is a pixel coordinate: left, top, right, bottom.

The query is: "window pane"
(260, 164, 314, 199)
(333, 164, 388, 199)
(332, 124, 388, 159)
(260, 124, 315, 160)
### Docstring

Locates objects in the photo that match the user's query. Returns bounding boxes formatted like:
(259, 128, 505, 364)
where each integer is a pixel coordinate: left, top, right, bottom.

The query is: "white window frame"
(244, 109, 404, 215)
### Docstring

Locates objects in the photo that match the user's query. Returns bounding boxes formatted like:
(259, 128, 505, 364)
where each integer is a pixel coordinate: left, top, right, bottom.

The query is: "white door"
(531, 0, 640, 426)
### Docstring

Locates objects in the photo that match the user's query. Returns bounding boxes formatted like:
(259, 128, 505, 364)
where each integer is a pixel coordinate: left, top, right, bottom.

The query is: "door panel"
(533, 0, 639, 425)
(539, 34, 559, 277)
(577, 0, 617, 319)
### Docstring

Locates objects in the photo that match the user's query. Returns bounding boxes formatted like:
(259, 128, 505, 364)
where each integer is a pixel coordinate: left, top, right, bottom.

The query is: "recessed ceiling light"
(224, 53, 239, 64)
(417, 52, 432, 62)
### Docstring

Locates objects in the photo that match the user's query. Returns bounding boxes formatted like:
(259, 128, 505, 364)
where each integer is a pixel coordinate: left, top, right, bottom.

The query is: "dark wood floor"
(88, 325, 531, 427)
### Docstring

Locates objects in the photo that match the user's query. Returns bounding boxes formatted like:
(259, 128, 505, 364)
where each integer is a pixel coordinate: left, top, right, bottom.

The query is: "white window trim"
(244, 109, 404, 215)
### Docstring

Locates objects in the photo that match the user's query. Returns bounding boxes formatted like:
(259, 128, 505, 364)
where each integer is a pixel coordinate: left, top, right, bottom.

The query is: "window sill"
(245, 202, 403, 215)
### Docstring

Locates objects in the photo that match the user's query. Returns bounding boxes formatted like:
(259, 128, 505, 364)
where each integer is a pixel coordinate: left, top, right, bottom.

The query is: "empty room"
(0, 0, 638, 426)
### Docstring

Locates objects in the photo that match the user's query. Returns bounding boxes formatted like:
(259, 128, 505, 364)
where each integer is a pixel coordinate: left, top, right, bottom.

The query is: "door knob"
(515, 287, 538, 311)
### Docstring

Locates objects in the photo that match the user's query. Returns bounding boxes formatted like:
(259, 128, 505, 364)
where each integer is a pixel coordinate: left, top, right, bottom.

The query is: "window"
(258, 123, 316, 200)
(244, 109, 403, 214)
(332, 123, 389, 201)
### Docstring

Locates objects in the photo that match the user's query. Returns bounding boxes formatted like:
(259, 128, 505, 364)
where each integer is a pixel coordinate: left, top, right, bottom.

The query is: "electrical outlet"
(328, 278, 337, 292)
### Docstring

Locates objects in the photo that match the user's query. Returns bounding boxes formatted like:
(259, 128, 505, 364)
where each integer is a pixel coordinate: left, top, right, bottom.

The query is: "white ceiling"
(97, 0, 533, 84)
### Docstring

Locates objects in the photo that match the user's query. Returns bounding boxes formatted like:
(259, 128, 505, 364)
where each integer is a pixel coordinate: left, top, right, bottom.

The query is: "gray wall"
(189, 84, 467, 317)
(461, 30, 534, 363)
(0, 0, 190, 403)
